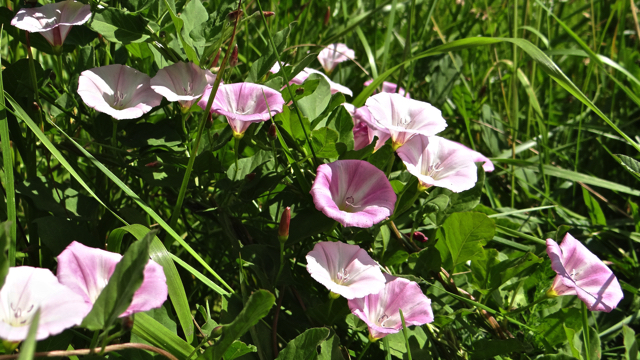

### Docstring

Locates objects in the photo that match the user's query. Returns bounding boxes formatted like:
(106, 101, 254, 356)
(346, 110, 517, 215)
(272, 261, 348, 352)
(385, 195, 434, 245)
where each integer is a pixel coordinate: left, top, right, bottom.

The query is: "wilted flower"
(77, 64, 162, 120)
(0, 266, 90, 341)
(306, 241, 386, 299)
(270, 63, 353, 96)
(318, 43, 355, 74)
(11, 0, 91, 50)
(546, 233, 623, 312)
(363, 80, 410, 98)
(56, 241, 168, 317)
(197, 82, 285, 139)
(396, 135, 479, 193)
(150, 62, 217, 108)
(310, 160, 396, 228)
(348, 274, 434, 339)
(364, 93, 446, 149)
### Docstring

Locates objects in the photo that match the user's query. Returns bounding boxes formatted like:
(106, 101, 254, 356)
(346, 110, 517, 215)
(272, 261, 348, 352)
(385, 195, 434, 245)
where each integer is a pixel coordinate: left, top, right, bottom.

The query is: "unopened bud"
(121, 316, 134, 331)
(210, 325, 223, 338)
(229, 44, 239, 68)
(411, 231, 428, 243)
(278, 207, 290, 242)
(268, 123, 277, 140)
(295, 87, 304, 95)
(145, 161, 163, 168)
(227, 9, 243, 22)
(205, 112, 213, 128)
(323, 6, 330, 26)
(263, 11, 275, 17)
(245, 172, 256, 182)
(32, 102, 40, 112)
(211, 48, 221, 68)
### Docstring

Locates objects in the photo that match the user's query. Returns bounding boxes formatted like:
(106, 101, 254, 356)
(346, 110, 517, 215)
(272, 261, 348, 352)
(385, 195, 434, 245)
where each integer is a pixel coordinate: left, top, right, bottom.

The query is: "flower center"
(399, 116, 411, 125)
(335, 268, 350, 284)
(426, 162, 444, 177)
(3, 302, 36, 328)
(377, 314, 389, 327)
(181, 82, 194, 96)
(113, 91, 127, 109)
(88, 276, 111, 303)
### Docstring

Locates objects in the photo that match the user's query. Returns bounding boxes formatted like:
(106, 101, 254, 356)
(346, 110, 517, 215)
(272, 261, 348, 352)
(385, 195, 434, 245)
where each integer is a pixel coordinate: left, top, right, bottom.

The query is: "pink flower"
(306, 241, 385, 299)
(150, 62, 217, 108)
(348, 274, 434, 339)
(363, 80, 410, 98)
(364, 93, 447, 149)
(270, 63, 353, 96)
(348, 105, 390, 151)
(318, 43, 355, 73)
(396, 135, 479, 193)
(77, 64, 162, 120)
(11, 0, 91, 49)
(0, 266, 90, 341)
(546, 233, 623, 312)
(56, 241, 168, 317)
(310, 160, 396, 228)
(197, 82, 285, 139)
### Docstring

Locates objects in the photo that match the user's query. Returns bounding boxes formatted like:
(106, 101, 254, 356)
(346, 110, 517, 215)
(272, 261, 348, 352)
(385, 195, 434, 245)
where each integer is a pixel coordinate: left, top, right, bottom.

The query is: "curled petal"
(546, 234, 623, 312)
(0, 267, 89, 341)
(306, 241, 386, 299)
(150, 62, 217, 107)
(57, 241, 168, 317)
(310, 160, 396, 228)
(11, 0, 91, 46)
(270, 63, 353, 96)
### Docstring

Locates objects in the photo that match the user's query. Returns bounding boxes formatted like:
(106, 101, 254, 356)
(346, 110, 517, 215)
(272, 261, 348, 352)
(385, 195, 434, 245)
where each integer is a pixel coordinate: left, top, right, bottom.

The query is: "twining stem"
(0, 343, 178, 360)
(167, 1, 243, 237)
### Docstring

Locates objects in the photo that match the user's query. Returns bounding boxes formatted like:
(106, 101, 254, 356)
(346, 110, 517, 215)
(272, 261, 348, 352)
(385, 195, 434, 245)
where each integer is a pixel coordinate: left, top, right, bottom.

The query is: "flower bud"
(411, 231, 428, 243)
(211, 48, 221, 68)
(268, 123, 277, 141)
(227, 9, 243, 22)
(210, 325, 223, 338)
(229, 44, 239, 68)
(278, 207, 290, 243)
(323, 6, 330, 26)
(263, 11, 275, 17)
(145, 161, 163, 168)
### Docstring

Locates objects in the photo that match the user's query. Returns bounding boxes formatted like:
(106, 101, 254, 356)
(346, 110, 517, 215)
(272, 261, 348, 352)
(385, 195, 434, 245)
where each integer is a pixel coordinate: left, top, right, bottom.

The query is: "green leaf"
(163, 0, 197, 63)
(276, 328, 330, 360)
(430, 163, 485, 215)
(247, 25, 291, 83)
(311, 128, 340, 159)
(227, 150, 272, 180)
(90, 9, 150, 44)
(318, 331, 345, 360)
(179, 0, 208, 58)
(132, 312, 194, 360)
(198, 290, 275, 360)
(618, 154, 640, 176)
(624, 325, 638, 360)
(435, 212, 495, 271)
(582, 188, 607, 226)
(537, 308, 583, 347)
(18, 309, 40, 360)
(107, 224, 196, 343)
(470, 338, 529, 360)
(0, 222, 11, 289)
(407, 246, 442, 278)
(564, 325, 583, 360)
(581, 326, 601, 360)
(81, 230, 155, 330)
(223, 341, 256, 360)
(298, 74, 331, 122)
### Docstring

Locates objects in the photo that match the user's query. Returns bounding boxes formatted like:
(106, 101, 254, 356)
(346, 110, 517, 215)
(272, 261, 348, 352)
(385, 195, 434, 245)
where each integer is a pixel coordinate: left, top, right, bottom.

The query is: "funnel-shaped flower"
(56, 241, 168, 317)
(150, 62, 217, 108)
(270, 63, 353, 96)
(0, 266, 90, 341)
(363, 80, 410, 98)
(348, 274, 434, 339)
(364, 93, 446, 149)
(546, 233, 623, 312)
(78, 64, 162, 120)
(11, 0, 91, 49)
(310, 160, 396, 228)
(318, 43, 355, 73)
(397, 135, 479, 193)
(197, 82, 285, 138)
(306, 241, 386, 299)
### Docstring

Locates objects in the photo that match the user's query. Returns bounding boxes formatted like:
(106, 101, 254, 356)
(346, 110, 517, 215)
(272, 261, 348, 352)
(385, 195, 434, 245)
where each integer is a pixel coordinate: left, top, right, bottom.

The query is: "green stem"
(274, 241, 285, 289)
(356, 340, 373, 360)
(234, 136, 240, 180)
(0, 32, 15, 266)
(88, 331, 100, 354)
(385, 152, 395, 178)
(399, 309, 412, 360)
(55, 54, 66, 91)
(383, 336, 392, 360)
(582, 302, 591, 358)
(167, 5, 242, 238)
(111, 120, 118, 148)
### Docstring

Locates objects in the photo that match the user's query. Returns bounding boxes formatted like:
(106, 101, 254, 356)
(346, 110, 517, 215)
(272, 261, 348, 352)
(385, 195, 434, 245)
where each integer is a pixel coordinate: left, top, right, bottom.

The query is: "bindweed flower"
(347, 105, 390, 151)
(11, 0, 91, 51)
(364, 93, 446, 149)
(78, 64, 162, 120)
(150, 62, 217, 108)
(546, 233, 623, 312)
(306, 241, 386, 299)
(197, 82, 285, 139)
(56, 241, 168, 317)
(348, 274, 434, 339)
(0, 266, 89, 341)
(363, 80, 410, 98)
(318, 43, 355, 74)
(396, 135, 479, 193)
(310, 160, 396, 228)
(270, 63, 353, 96)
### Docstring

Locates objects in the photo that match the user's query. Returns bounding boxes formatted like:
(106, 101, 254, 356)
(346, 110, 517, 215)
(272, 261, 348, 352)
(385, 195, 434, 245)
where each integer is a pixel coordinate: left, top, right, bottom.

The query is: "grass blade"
(0, 28, 15, 266)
